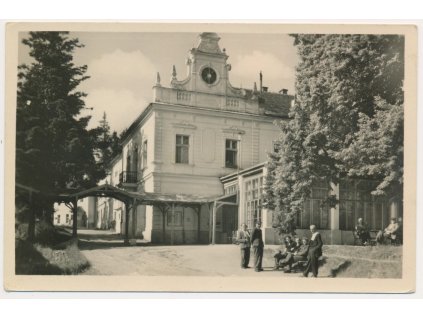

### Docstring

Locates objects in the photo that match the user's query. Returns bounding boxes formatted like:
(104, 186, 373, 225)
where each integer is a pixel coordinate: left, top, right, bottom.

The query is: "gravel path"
(77, 229, 401, 278)
(78, 229, 301, 276)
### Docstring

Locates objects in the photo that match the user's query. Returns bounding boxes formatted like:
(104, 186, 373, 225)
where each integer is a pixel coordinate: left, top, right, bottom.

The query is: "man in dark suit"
(251, 221, 264, 272)
(236, 223, 251, 268)
(303, 224, 323, 278)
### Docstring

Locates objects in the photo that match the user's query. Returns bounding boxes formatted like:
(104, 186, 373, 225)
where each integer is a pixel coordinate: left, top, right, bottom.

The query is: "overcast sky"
(18, 32, 299, 133)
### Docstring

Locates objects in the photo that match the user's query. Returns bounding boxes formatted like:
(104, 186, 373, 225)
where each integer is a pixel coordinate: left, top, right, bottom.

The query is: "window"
(225, 139, 238, 168)
(296, 180, 330, 230)
(224, 184, 238, 196)
(142, 140, 148, 167)
(57, 215, 61, 224)
(175, 135, 189, 164)
(66, 214, 69, 224)
(167, 211, 183, 226)
(339, 179, 390, 231)
(126, 154, 131, 171)
(245, 176, 264, 228)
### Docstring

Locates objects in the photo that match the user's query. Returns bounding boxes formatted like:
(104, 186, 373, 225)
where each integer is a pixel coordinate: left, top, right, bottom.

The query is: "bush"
(15, 238, 90, 275)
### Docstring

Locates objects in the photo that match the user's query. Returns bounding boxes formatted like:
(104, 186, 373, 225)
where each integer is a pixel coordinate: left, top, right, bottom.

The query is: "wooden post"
(161, 207, 166, 244)
(182, 207, 185, 244)
(171, 203, 175, 245)
(212, 201, 217, 245)
(208, 203, 212, 244)
(132, 199, 137, 239)
(197, 205, 201, 244)
(124, 201, 130, 245)
(72, 197, 78, 238)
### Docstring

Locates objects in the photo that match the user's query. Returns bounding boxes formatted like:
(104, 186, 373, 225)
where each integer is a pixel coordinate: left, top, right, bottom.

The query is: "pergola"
(58, 184, 238, 245)
(17, 183, 238, 245)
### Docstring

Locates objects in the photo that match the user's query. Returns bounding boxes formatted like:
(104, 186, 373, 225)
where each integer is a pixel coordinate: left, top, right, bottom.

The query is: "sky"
(18, 32, 299, 133)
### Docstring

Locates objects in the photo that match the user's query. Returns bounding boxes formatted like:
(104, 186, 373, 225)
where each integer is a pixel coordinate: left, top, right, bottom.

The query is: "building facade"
(220, 164, 403, 245)
(87, 32, 400, 245)
(89, 32, 293, 244)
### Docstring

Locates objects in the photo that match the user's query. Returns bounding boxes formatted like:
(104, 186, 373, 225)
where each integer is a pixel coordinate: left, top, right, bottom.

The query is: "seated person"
(273, 235, 297, 270)
(279, 237, 310, 273)
(354, 217, 371, 245)
(293, 237, 301, 251)
(376, 217, 400, 244)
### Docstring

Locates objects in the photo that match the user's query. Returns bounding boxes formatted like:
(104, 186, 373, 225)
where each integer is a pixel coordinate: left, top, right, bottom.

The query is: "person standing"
(236, 223, 251, 268)
(251, 221, 264, 272)
(303, 224, 323, 278)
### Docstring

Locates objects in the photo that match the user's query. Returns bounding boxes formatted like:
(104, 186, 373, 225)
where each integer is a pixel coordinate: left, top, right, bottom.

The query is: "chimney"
(279, 88, 288, 95)
(262, 86, 268, 92)
(259, 71, 263, 93)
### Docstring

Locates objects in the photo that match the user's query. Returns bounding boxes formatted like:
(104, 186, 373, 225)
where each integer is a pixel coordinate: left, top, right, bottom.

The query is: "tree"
(16, 32, 105, 223)
(264, 34, 404, 233)
(92, 112, 122, 171)
(337, 97, 403, 197)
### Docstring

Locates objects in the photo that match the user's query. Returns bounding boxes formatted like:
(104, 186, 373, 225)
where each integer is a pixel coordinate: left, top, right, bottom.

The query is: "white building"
(89, 32, 292, 244)
(88, 32, 400, 245)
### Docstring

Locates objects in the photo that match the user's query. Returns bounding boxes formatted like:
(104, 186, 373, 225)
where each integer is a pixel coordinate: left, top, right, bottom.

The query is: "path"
(77, 229, 401, 277)
(77, 229, 302, 276)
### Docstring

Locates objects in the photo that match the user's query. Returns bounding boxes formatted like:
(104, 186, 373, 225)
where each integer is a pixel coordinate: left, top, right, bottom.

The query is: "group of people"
(354, 217, 402, 246)
(236, 222, 323, 277)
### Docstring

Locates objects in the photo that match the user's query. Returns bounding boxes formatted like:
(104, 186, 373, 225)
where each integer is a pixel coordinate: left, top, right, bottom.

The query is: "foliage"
(16, 32, 105, 221)
(15, 238, 90, 275)
(264, 34, 404, 233)
(336, 97, 403, 197)
(91, 112, 122, 171)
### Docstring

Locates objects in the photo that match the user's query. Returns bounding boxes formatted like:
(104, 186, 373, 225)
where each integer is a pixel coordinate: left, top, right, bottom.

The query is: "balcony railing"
(119, 171, 138, 184)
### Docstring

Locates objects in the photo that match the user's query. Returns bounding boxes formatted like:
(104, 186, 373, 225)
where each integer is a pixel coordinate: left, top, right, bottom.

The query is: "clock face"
(201, 67, 217, 85)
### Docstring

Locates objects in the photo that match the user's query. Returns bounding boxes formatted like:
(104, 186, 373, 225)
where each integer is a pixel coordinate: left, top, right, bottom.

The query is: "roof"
(120, 103, 153, 144)
(239, 89, 293, 118)
(220, 162, 266, 184)
(59, 184, 218, 206)
(259, 91, 294, 117)
(119, 90, 293, 145)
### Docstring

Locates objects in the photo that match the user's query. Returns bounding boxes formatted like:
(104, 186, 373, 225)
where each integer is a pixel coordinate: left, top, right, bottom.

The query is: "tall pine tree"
(92, 112, 122, 170)
(16, 32, 105, 220)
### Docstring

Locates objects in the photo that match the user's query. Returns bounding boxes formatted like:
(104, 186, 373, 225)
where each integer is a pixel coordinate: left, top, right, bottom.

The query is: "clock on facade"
(201, 67, 217, 85)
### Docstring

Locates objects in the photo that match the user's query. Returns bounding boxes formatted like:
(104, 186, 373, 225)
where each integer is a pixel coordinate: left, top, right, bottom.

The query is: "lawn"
(321, 245, 402, 278)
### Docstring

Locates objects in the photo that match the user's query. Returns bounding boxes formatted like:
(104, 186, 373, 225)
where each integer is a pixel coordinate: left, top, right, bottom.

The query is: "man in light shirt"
(376, 217, 400, 244)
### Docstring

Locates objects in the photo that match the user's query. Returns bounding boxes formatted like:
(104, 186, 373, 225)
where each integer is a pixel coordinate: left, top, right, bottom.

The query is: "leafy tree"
(337, 97, 403, 197)
(16, 32, 105, 223)
(264, 34, 404, 233)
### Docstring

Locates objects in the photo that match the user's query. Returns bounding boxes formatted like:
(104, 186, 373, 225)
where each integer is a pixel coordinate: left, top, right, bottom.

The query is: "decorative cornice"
(172, 120, 197, 130)
(221, 127, 246, 135)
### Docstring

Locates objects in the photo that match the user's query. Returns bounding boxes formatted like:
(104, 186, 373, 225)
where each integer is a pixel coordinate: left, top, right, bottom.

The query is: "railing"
(119, 171, 138, 184)
(177, 91, 191, 101)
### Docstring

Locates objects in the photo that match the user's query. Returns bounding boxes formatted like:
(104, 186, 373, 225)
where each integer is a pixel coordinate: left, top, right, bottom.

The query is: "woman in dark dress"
(303, 224, 323, 278)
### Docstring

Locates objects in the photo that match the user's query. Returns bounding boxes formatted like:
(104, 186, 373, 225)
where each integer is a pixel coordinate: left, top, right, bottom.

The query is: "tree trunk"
(27, 192, 35, 242)
(72, 198, 78, 238)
